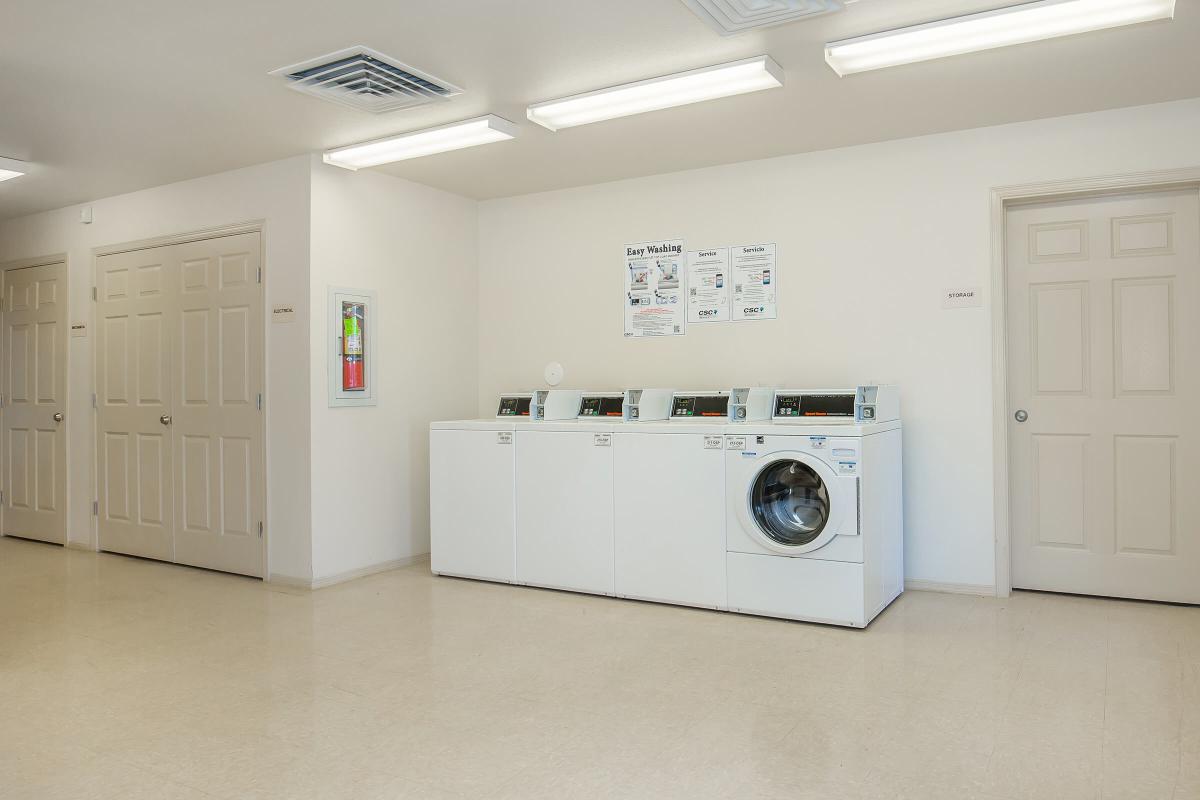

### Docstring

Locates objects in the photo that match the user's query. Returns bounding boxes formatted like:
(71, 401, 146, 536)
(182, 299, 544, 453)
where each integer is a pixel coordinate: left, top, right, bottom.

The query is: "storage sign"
(942, 286, 983, 309)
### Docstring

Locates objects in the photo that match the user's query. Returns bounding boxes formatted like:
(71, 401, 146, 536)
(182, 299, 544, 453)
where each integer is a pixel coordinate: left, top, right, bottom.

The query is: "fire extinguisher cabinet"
(328, 287, 378, 407)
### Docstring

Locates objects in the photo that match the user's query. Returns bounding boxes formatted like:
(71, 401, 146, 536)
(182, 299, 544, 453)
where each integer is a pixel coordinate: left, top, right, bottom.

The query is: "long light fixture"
(323, 115, 518, 170)
(0, 156, 28, 183)
(825, 0, 1176, 76)
(526, 55, 784, 132)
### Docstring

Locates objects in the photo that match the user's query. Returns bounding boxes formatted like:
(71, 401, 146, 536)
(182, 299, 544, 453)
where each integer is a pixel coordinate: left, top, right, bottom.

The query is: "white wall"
(476, 99, 1200, 590)
(0, 156, 314, 580)
(308, 159, 478, 582)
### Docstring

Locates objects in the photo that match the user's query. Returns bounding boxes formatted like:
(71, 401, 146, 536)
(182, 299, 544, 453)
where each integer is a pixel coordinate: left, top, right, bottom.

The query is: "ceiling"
(2, 0, 1198, 221)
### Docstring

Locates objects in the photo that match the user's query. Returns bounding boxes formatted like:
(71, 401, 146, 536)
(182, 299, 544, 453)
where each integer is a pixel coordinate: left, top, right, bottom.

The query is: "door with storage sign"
(1007, 188, 1200, 603)
(96, 232, 264, 577)
(2, 261, 68, 544)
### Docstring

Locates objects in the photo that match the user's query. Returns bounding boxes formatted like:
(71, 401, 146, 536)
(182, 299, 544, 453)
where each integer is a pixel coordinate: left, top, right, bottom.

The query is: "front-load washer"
(514, 390, 621, 596)
(725, 387, 903, 628)
(429, 393, 535, 583)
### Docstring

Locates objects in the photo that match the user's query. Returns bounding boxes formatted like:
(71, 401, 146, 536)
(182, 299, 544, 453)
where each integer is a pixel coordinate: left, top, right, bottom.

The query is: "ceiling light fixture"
(0, 156, 28, 183)
(526, 55, 784, 132)
(824, 0, 1176, 76)
(323, 115, 517, 169)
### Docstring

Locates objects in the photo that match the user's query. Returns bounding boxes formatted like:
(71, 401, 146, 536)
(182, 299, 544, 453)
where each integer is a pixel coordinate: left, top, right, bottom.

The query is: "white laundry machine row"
(429, 385, 903, 627)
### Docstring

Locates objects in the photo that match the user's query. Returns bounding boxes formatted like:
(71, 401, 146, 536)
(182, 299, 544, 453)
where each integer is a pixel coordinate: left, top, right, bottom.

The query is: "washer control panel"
(496, 394, 533, 418)
(773, 391, 855, 419)
(578, 394, 625, 418)
(671, 392, 730, 419)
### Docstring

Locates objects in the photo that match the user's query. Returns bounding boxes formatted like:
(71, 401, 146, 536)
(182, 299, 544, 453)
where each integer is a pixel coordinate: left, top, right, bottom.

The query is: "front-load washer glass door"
(750, 460, 830, 547)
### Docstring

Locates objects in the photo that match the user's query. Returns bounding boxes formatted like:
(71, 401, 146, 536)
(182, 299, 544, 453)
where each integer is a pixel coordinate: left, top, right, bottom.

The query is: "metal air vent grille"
(270, 46, 462, 114)
(682, 0, 844, 36)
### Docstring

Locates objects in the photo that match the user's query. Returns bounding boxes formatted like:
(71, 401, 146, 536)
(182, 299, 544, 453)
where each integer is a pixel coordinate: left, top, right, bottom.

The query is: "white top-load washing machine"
(725, 386, 903, 627)
(429, 390, 581, 583)
(515, 390, 621, 596)
(613, 389, 773, 609)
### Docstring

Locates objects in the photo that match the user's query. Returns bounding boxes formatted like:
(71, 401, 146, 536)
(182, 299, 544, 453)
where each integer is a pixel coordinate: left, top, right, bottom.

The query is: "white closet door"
(3, 263, 68, 544)
(96, 249, 174, 561)
(1007, 188, 1200, 603)
(96, 233, 264, 577)
(171, 233, 263, 577)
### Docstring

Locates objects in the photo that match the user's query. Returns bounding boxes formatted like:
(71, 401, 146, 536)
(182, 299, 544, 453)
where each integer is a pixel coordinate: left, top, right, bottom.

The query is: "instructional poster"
(686, 248, 730, 324)
(731, 243, 777, 321)
(623, 239, 686, 338)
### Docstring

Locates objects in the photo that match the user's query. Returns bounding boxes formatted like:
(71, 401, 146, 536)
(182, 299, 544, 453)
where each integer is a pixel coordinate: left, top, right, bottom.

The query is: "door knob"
(52, 412, 63, 423)
(160, 414, 172, 426)
(1014, 409, 1028, 423)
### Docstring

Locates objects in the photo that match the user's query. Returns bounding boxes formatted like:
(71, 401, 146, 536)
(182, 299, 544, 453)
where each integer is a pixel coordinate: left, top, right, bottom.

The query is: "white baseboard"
(270, 553, 430, 590)
(266, 572, 313, 589)
(905, 578, 996, 597)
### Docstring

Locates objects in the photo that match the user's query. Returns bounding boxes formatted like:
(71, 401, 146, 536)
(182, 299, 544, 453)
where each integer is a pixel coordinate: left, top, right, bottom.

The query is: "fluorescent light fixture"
(526, 55, 784, 132)
(825, 0, 1176, 76)
(323, 115, 517, 170)
(0, 156, 28, 183)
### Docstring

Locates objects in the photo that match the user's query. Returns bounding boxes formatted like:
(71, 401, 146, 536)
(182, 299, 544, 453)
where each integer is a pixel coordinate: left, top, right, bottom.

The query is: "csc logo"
(698, 309, 719, 317)
(743, 306, 764, 315)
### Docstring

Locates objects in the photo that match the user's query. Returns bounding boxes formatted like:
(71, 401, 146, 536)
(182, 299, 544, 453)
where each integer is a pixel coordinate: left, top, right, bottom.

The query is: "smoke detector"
(270, 46, 462, 114)
(682, 0, 844, 36)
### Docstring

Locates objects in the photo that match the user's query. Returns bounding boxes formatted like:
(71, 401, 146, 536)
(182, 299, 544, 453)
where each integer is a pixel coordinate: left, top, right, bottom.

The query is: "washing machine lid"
(430, 419, 516, 431)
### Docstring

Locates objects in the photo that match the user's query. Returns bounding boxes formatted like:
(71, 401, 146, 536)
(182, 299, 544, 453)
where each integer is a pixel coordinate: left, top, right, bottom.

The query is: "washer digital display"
(497, 396, 532, 417)
(579, 396, 624, 417)
(672, 395, 728, 418)
(775, 394, 855, 418)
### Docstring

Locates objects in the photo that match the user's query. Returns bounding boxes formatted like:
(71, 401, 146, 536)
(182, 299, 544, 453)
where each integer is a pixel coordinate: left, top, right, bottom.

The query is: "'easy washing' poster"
(623, 239, 686, 338)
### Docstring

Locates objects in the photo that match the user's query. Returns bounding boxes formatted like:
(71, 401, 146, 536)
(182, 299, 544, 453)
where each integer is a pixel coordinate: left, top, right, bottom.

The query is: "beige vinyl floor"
(0, 536, 1196, 800)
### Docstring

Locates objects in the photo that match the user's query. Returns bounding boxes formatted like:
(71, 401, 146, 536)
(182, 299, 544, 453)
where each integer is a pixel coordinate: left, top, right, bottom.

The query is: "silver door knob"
(52, 412, 63, 423)
(160, 414, 172, 426)
(1014, 409, 1028, 423)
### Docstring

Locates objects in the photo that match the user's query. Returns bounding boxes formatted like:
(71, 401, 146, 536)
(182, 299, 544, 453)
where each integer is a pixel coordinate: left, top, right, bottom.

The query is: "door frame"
(91, 220, 269, 576)
(989, 166, 1200, 598)
(0, 253, 70, 544)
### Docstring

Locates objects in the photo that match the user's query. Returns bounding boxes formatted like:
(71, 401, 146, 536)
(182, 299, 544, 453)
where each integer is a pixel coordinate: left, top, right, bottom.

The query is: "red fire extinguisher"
(342, 303, 365, 391)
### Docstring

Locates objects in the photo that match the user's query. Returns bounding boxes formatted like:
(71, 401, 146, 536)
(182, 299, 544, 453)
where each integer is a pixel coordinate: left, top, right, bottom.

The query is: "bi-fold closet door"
(96, 232, 264, 577)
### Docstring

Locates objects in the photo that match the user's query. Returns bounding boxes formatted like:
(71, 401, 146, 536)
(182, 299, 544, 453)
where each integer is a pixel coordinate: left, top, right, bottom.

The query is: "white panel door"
(170, 234, 263, 576)
(1007, 189, 1200, 603)
(516, 430, 615, 595)
(96, 248, 175, 561)
(429, 429, 516, 582)
(614, 432, 726, 608)
(96, 233, 263, 577)
(2, 263, 67, 544)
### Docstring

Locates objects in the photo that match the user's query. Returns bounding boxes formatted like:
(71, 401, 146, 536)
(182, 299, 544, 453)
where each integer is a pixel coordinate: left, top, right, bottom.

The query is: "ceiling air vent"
(269, 46, 462, 114)
(682, 0, 844, 36)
